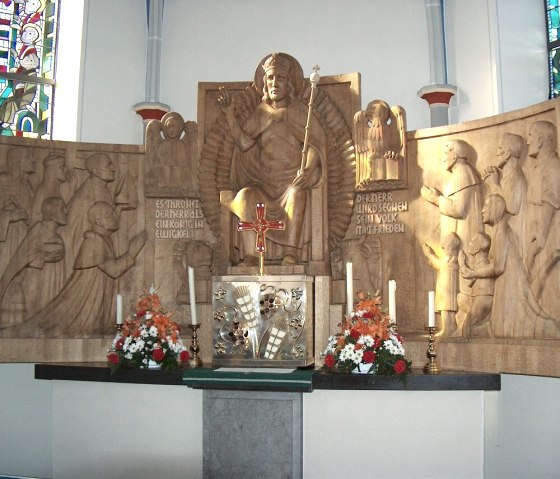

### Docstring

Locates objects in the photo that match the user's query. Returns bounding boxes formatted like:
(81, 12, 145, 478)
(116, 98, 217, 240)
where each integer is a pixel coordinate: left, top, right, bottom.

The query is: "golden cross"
(237, 202, 285, 275)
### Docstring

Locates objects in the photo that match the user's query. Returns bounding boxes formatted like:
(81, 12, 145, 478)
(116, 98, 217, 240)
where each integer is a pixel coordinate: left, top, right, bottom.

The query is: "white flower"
(360, 335, 374, 347)
(124, 353, 133, 360)
(145, 312, 153, 320)
(149, 326, 158, 337)
(383, 338, 405, 356)
(149, 284, 157, 294)
(351, 349, 364, 364)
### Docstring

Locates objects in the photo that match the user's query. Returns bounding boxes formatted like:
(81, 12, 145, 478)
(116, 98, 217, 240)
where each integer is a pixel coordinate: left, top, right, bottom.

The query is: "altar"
(31, 363, 499, 479)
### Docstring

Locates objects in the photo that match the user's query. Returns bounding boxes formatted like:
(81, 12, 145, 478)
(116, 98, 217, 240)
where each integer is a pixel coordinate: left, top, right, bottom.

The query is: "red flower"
(363, 350, 376, 363)
(393, 359, 407, 374)
(115, 337, 124, 350)
(324, 353, 336, 368)
(350, 328, 360, 340)
(107, 352, 120, 364)
(152, 348, 165, 362)
(373, 337, 382, 348)
(362, 311, 373, 319)
(179, 350, 190, 363)
(136, 310, 146, 318)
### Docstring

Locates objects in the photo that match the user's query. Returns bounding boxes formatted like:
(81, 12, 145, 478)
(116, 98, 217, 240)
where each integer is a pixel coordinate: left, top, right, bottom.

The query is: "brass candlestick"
(188, 324, 203, 368)
(423, 326, 442, 374)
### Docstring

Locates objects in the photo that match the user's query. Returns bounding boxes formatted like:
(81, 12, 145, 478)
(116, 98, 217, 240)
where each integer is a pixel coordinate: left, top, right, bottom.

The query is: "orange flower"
(137, 297, 152, 311)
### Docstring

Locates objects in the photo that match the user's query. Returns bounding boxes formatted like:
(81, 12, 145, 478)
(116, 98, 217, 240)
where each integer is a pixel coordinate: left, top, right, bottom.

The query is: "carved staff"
(300, 64, 321, 172)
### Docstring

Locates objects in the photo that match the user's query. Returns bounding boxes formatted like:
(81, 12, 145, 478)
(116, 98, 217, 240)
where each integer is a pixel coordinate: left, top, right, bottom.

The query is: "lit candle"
(188, 266, 198, 325)
(116, 294, 123, 325)
(388, 280, 396, 323)
(346, 262, 353, 316)
(428, 291, 435, 327)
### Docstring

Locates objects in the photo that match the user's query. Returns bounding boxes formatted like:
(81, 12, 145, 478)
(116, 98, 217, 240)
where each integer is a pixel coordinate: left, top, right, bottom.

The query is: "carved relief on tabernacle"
(145, 112, 198, 198)
(353, 99, 407, 191)
(0, 147, 145, 338)
(421, 122, 560, 340)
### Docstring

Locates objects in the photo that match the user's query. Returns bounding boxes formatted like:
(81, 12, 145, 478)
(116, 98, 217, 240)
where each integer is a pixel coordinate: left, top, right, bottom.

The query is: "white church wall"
(304, 389, 485, 479)
(446, 0, 548, 125)
(484, 374, 560, 479)
(0, 364, 53, 479)
(69, 0, 549, 145)
(77, 0, 147, 145)
(2, 366, 560, 478)
(51, 380, 203, 479)
(494, 0, 549, 114)
(160, 0, 432, 134)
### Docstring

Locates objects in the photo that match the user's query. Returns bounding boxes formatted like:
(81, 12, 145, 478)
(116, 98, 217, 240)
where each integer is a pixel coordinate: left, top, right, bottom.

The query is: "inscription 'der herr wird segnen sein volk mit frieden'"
(355, 192, 408, 235)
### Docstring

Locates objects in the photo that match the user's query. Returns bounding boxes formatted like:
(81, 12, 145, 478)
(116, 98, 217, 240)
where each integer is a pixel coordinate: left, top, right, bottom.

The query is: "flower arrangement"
(323, 291, 412, 383)
(107, 286, 190, 371)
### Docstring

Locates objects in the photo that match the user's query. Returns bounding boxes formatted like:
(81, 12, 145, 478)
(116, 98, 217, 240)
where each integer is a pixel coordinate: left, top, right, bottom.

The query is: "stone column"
(417, 0, 457, 127)
(133, 0, 170, 123)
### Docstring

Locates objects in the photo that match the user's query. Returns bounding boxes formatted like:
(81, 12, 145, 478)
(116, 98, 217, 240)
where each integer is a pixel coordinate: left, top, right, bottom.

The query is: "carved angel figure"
(145, 111, 198, 198)
(198, 52, 355, 271)
(353, 99, 407, 191)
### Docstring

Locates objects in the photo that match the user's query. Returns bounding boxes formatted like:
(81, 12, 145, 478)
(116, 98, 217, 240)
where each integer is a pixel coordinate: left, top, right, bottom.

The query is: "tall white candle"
(428, 291, 435, 327)
(346, 262, 353, 316)
(116, 294, 123, 325)
(388, 280, 396, 323)
(188, 266, 198, 325)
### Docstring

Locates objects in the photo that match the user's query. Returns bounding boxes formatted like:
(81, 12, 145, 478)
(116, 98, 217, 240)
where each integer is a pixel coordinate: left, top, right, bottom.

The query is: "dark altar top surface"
(34, 363, 501, 392)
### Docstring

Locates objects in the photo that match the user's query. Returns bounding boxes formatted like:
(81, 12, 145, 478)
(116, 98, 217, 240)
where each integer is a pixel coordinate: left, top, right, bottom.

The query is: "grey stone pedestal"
(203, 390, 303, 479)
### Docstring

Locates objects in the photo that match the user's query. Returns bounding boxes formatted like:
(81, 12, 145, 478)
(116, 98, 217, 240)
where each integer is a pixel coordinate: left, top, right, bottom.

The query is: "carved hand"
(384, 150, 399, 161)
(421, 185, 439, 205)
(43, 246, 65, 263)
(217, 86, 235, 116)
(9, 208, 28, 223)
(458, 250, 468, 270)
(128, 230, 148, 258)
(292, 168, 310, 189)
(481, 166, 500, 186)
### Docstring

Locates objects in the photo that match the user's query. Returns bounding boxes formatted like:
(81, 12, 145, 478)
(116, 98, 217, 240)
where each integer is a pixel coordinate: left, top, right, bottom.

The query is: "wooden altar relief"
(1, 67, 560, 377)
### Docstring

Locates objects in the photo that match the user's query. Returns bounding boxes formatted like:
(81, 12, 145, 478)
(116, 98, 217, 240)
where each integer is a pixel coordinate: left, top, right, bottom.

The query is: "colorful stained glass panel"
(0, 0, 59, 138)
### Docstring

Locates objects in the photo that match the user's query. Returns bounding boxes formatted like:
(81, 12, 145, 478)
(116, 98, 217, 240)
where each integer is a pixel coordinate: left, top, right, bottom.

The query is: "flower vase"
(352, 363, 377, 374)
(147, 359, 161, 369)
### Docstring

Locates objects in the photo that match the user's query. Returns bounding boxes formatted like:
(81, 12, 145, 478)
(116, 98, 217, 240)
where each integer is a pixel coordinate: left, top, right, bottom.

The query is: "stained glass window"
(546, 0, 560, 97)
(0, 0, 59, 138)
